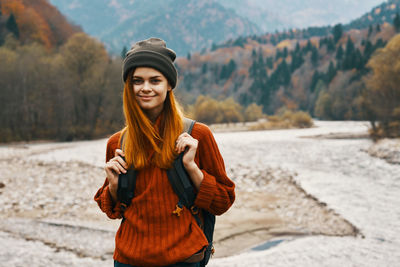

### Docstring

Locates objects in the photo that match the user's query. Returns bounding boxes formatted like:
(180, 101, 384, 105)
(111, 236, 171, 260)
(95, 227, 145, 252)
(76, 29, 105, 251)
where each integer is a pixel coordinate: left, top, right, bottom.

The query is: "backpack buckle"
(190, 206, 199, 215)
(173, 203, 183, 217)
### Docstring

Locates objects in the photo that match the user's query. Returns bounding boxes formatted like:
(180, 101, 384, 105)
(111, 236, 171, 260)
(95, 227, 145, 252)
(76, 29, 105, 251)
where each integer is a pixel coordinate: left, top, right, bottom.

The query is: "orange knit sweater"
(94, 122, 235, 266)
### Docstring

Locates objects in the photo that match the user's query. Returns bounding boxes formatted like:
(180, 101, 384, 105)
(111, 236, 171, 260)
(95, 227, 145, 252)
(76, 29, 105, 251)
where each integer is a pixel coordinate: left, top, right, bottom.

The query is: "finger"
(175, 137, 187, 153)
(115, 156, 128, 170)
(113, 160, 127, 173)
(105, 164, 120, 177)
(106, 161, 126, 175)
(178, 139, 193, 154)
(115, 149, 125, 158)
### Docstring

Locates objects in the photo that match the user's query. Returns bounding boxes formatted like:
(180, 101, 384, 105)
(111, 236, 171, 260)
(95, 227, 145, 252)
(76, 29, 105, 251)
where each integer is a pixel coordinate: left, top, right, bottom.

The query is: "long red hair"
(121, 71, 183, 170)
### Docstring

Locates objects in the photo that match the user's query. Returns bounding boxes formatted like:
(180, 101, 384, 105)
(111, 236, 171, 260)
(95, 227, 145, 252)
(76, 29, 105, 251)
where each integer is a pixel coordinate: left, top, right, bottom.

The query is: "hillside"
(219, 0, 384, 33)
(174, 0, 400, 121)
(347, 0, 400, 29)
(0, 0, 81, 48)
(49, 0, 260, 56)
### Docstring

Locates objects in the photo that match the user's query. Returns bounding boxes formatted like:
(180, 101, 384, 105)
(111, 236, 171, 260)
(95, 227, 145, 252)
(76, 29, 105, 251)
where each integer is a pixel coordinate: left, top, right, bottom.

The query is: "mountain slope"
(174, 0, 399, 121)
(218, 0, 385, 32)
(49, 0, 260, 56)
(0, 0, 81, 48)
(347, 0, 400, 29)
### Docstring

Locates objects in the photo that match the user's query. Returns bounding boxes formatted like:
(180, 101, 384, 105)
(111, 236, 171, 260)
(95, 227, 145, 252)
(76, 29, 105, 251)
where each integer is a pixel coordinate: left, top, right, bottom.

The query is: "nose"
(141, 81, 152, 92)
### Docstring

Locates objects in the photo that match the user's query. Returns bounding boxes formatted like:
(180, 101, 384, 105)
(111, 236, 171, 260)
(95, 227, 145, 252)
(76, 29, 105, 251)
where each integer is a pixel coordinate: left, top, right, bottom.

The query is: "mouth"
(138, 95, 155, 101)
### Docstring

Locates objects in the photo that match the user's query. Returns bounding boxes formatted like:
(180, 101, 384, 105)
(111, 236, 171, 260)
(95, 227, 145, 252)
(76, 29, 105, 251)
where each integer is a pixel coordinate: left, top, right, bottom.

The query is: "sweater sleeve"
(192, 123, 235, 215)
(94, 132, 123, 219)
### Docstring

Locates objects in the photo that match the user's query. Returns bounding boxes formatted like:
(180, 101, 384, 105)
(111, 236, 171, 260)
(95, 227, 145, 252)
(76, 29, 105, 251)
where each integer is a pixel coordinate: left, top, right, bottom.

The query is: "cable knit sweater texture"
(94, 122, 235, 266)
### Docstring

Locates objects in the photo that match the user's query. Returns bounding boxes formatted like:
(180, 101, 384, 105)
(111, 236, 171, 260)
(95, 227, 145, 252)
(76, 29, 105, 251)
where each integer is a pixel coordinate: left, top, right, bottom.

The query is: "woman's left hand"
(175, 132, 198, 170)
(175, 132, 204, 189)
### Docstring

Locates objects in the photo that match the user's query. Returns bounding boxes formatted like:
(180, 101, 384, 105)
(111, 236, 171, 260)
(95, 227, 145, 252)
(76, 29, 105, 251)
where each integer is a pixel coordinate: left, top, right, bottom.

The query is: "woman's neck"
(144, 110, 161, 123)
(143, 105, 164, 123)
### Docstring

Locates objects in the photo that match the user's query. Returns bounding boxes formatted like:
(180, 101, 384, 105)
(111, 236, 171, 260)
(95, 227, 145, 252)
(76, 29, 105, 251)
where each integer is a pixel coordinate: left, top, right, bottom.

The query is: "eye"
(132, 79, 143, 85)
(150, 79, 161, 84)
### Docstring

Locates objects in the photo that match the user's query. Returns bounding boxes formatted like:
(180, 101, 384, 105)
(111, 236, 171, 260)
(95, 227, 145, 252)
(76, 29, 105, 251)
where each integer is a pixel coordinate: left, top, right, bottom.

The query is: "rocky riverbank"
(1, 121, 398, 266)
(367, 138, 400, 165)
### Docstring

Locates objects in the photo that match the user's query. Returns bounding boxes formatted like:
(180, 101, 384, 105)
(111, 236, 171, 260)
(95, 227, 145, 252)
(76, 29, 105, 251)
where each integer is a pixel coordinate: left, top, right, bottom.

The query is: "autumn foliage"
(363, 34, 400, 138)
(0, 0, 81, 49)
(0, 33, 124, 142)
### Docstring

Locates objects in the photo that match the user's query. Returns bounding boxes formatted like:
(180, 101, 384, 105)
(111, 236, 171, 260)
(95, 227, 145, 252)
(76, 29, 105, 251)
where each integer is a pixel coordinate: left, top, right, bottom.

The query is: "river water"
(210, 121, 400, 267)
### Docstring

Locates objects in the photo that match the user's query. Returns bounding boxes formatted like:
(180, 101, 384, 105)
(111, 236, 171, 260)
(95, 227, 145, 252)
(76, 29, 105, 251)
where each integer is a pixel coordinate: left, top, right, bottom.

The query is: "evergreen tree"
(257, 49, 264, 66)
(376, 24, 381, 32)
(310, 70, 321, 92)
(277, 59, 291, 86)
(342, 37, 358, 70)
(368, 25, 373, 37)
(187, 53, 191, 60)
(345, 37, 355, 56)
(332, 23, 343, 44)
(304, 40, 313, 53)
(394, 13, 400, 32)
(295, 42, 300, 53)
(121, 46, 128, 59)
(202, 63, 208, 74)
(354, 48, 364, 70)
(251, 48, 257, 59)
(283, 47, 288, 58)
(275, 48, 282, 60)
(270, 35, 277, 45)
(266, 57, 274, 69)
(220, 60, 236, 80)
(233, 36, 246, 47)
(319, 37, 325, 48)
(325, 61, 336, 83)
(364, 40, 374, 59)
(311, 46, 319, 67)
(327, 37, 335, 52)
(6, 13, 19, 39)
(290, 50, 304, 72)
(228, 59, 237, 74)
(248, 54, 268, 105)
(336, 45, 344, 60)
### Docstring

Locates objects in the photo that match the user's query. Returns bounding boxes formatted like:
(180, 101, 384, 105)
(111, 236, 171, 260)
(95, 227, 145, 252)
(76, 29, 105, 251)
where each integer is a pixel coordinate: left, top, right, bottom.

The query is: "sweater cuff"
(102, 186, 122, 219)
(194, 170, 216, 210)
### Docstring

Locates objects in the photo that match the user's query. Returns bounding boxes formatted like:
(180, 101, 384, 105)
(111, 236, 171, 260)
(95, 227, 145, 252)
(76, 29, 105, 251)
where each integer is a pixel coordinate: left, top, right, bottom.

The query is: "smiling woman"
(94, 38, 235, 267)
(132, 67, 171, 122)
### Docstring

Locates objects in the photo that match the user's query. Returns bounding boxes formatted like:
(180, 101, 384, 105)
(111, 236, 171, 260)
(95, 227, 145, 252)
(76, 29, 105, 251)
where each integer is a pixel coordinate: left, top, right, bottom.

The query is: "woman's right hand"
(104, 149, 127, 202)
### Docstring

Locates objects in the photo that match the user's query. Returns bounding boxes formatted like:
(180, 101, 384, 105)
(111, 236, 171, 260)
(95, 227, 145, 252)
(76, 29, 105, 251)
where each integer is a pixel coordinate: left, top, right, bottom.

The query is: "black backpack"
(117, 118, 215, 266)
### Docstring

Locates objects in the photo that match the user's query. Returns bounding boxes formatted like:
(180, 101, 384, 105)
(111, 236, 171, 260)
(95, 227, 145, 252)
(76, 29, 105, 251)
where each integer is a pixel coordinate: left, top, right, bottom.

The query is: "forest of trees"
(0, 33, 125, 141)
(1, 0, 399, 142)
(1, 0, 121, 142)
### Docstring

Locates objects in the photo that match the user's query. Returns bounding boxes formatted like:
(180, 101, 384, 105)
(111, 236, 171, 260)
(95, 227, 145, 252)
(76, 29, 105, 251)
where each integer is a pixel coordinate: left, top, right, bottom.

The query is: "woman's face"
(132, 67, 171, 120)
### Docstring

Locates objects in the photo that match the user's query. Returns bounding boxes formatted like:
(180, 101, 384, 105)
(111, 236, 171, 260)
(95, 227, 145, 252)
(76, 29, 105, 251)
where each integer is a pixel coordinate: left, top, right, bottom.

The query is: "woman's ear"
(167, 84, 172, 91)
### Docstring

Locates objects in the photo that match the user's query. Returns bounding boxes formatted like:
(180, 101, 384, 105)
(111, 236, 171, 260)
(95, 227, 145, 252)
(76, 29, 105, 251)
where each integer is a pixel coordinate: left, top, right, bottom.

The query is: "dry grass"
(250, 110, 313, 131)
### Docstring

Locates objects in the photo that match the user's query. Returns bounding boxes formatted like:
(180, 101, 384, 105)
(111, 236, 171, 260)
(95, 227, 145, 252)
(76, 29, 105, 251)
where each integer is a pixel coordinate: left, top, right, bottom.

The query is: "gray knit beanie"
(122, 38, 178, 89)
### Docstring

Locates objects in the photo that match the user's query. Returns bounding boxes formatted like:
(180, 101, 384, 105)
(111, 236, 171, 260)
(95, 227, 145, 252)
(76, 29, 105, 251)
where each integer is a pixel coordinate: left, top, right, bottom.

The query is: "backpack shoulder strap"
(168, 118, 216, 266)
(117, 131, 137, 218)
(183, 117, 195, 134)
(167, 118, 196, 210)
